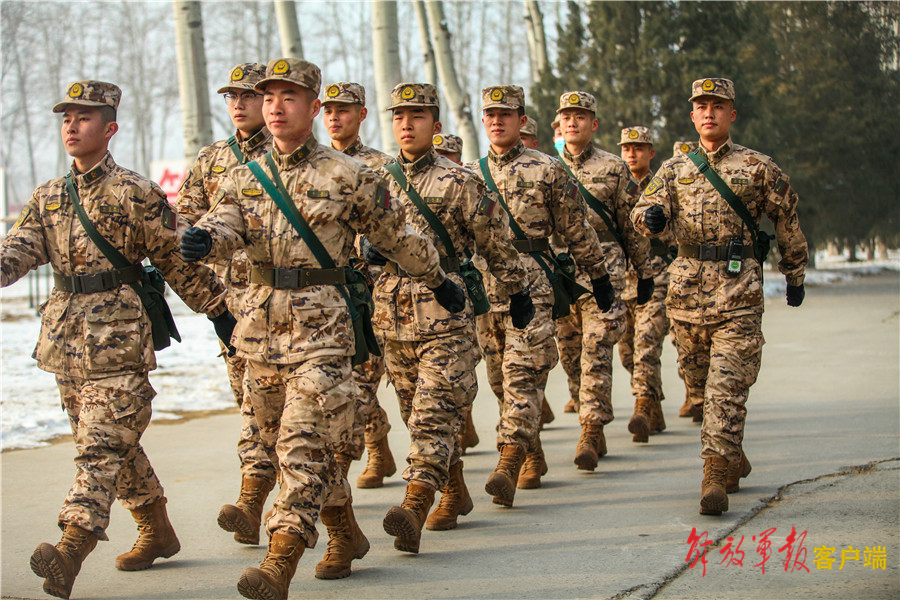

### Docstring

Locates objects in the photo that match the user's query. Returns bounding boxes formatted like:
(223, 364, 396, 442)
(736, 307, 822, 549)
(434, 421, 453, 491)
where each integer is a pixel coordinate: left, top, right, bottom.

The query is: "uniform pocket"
(83, 297, 144, 373)
(412, 274, 472, 335)
(717, 261, 763, 313)
(665, 259, 701, 312)
(34, 294, 69, 371)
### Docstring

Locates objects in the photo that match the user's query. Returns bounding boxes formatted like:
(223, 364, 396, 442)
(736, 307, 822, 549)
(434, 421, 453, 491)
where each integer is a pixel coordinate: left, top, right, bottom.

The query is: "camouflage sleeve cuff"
(418, 267, 446, 290)
(505, 277, 527, 296)
(585, 261, 609, 280)
(786, 274, 805, 287)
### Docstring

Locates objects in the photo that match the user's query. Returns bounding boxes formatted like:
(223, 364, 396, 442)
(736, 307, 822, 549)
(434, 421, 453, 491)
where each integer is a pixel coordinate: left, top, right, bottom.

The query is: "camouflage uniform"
(555, 93, 655, 431)
(0, 81, 227, 540)
(631, 79, 808, 464)
(433, 133, 463, 162)
(193, 61, 445, 548)
(469, 86, 608, 453)
(176, 63, 276, 485)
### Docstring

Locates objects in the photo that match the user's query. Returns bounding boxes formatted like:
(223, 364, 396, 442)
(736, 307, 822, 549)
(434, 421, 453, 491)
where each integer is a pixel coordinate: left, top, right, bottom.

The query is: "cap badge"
(231, 66, 244, 81)
(67, 83, 84, 99)
(401, 86, 416, 100)
(273, 60, 289, 75)
(433, 135, 443, 146)
(568, 93, 580, 104)
(490, 88, 504, 101)
(680, 143, 691, 154)
(326, 84, 340, 98)
(628, 129, 639, 139)
(702, 79, 715, 92)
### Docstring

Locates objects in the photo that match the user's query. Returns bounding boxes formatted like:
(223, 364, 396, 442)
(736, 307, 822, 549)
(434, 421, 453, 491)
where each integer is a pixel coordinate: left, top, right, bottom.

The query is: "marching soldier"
(321, 81, 397, 489)
(520, 116, 539, 150)
(469, 85, 613, 502)
(180, 58, 464, 599)
(433, 133, 463, 164)
(176, 63, 278, 547)
(2, 80, 235, 599)
(632, 78, 808, 515)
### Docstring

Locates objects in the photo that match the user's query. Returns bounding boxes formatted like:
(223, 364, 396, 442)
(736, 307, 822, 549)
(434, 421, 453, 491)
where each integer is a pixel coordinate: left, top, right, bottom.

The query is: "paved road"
(3, 271, 898, 600)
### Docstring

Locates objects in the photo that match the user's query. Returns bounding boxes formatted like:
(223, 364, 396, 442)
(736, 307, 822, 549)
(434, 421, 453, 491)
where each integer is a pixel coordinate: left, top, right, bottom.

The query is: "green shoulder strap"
(384, 162, 462, 260)
(226, 136, 245, 164)
(687, 148, 759, 250)
(557, 157, 625, 250)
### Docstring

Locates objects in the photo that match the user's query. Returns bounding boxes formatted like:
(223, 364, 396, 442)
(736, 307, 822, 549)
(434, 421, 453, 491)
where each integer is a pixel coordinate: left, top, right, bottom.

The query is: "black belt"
(53, 265, 143, 294)
(512, 238, 550, 253)
(596, 230, 618, 243)
(251, 266, 346, 288)
(678, 243, 755, 261)
(385, 256, 460, 277)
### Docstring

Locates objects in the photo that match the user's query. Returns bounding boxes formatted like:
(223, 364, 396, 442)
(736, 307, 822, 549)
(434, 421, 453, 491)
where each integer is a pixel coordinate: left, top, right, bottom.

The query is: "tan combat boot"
(425, 460, 473, 530)
(315, 499, 370, 579)
(678, 397, 694, 418)
(539, 397, 555, 428)
(484, 444, 526, 506)
(458, 410, 480, 455)
(574, 423, 606, 471)
(382, 481, 436, 553)
(628, 396, 654, 443)
(356, 435, 396, 489)
(218, 476, 275, 545)
(700, 456, 730, 515)
(115, 497, 181, 571)
(237, 530, 305, 600)
(726, 450, 752, 493)
(517, 435, 548, 489)
(563, 398, 579, 413)
(649, 399, 667, 434)
(30, 524, 98, 599)
(691, 403, 704, 423)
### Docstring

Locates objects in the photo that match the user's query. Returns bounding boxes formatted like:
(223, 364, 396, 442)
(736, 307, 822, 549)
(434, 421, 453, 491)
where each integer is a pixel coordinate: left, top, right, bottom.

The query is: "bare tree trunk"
(425, 0, 480, 161)
(173, 1, 213, 160)
(413, 1, 438, 86)
(523, 0, 549, 85)
(371, 1, 402, 154)
(274, 0, 304, 59)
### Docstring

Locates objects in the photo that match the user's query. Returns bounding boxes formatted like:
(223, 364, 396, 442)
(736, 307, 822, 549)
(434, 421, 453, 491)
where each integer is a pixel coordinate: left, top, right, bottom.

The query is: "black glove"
(429, 277, 467, 314)
(509, 289, 535, 329)
(181, 227, 212, 262)
(361, 236, 387, 266)
(786, 284, 805, 307)
(644, 206, 667, 234)
(209, 310, 237, 356)
(591, 274, 616, 313)
(636, 277, 654, 305)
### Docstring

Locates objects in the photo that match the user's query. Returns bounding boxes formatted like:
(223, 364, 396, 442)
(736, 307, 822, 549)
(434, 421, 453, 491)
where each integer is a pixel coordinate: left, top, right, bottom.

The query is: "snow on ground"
(1, 251, 897, 450)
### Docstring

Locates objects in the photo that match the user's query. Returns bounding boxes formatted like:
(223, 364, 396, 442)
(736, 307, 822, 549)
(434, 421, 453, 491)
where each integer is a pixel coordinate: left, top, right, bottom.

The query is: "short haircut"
(430, 106, 440, 121)
(99, 106, 117, 124)
(517, 106, 525, 118)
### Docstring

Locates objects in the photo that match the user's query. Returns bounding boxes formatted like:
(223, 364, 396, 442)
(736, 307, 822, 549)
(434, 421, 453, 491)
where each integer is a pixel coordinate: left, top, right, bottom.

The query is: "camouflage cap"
(689, 77, 735, 102)
(53, 80, 121, 113)
(387, 83, 439, 110)
(520, 116, 538, 137)
(550, 117, 560, 130)
(433, 133, 462, 155)
(481, 85, 525, 111)
(323, 82, 366, 106)
(256, 58, 321, 96)
(217, 63, 267, 94)
(617, 126, 653, 146)
(557, 90, 596, 114)
(673, 140, 698, 156)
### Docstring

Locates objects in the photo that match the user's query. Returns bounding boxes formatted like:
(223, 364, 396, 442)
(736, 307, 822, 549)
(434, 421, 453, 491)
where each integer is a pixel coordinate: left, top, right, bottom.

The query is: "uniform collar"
(489, 140, 526, 166)
(563, 142, 594, 166)
(339, 137, 364, 157)
(71, 152, 115, 187)
(273, 134, 318, 170)
(399, 147, 437, 176)
(699, 137, 734, 164)
(239, 127, 271, 155)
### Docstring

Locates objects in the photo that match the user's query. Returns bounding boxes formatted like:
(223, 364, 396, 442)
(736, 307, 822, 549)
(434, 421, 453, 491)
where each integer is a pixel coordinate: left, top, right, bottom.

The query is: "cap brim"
(386, 101, 438, 111)
(482, 102, 519, 111)
(254, 77, 316, 93)
(52, 99, 108, 113)
(217, 82, 258, 94)
(689, 92, 732, 102)
(556, 105, 595, 114)
(323, 98, 361, 105)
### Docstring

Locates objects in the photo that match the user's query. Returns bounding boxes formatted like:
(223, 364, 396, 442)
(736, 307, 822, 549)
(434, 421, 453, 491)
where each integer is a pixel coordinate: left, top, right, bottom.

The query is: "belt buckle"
(698, 245, 716, 261)
(273, 268, 296, 289)
(78, 272, 111, 293)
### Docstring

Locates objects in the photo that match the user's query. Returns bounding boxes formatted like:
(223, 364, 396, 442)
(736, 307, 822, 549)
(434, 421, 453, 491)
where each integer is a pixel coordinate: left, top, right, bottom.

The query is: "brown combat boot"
(30, 524, 98, 599)
(382, 481, 436, 553)
(539, 397, 555, 428)
(700, 456, 730, 515)
(115, 497, 181, 571)
(484, 444, 526, 506)
(517, 435, 548, 489)
(237, 530, 305, 600)
(649, 399, 667, 434)
(692, 403, 704, 423)
(726, 450, 752, 493)
(218, 476, 275, 545)
(425, 461, 473, 530)
(574, 423, 606, 471)
(315, 499, 369, 579)
(458, 410, 479, 455)
(678, 397, 693, 417)
(628, 396, 654, 443)
(563, 398, 578, 413)
(356, 435, 396, 489)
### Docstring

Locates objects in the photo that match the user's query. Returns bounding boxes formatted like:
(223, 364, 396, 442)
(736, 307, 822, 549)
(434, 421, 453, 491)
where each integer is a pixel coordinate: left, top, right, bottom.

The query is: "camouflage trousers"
(558, 295, 627, 425)
(477, 304, 558, 450)
(245, 356, 354, 549)
(346, 348, 391, 461)
(670, 314, 764, 462)
(674, 328, 705, 409)
(220, 343, 277, 484)
(56, 372, 162, 541)
(383, 331, 478, 491)
(618, 291, 670, 402)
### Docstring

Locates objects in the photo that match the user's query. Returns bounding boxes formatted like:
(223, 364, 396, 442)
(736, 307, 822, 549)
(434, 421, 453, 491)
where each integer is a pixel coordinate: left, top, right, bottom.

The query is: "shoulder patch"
(625, 180, 638, 196)
(592, 176, 606, 184)
(374, 184, 391, 209)
(242, 188, 263, 197)
(211, 165, 226, 174)
(678, 177, 695, 185)
(564, 179, 579, 201)
(516, 180, 534, 189)
(161, 202, 177, 230)
(645, 176, 664, 196)
(476, 191, 499, 217)
(773, 178, 788, 196)
(210, 188, 226, 212)
(12, 207, 30, 229)
(307, 190, 330, 199)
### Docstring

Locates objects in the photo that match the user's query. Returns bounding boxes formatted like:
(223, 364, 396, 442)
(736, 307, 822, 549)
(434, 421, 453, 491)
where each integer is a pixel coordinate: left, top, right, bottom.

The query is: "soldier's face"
(559, 108, 597, 146)
(323, 103, 366, 143)
(691, 97, 736, 142)
(520, 134, 539, 150)
(60, 107, 117, 160)
(392, 106, 440, 160)
(482, 108, 526, 149)
(621, 143, 655, 175)
(262, 81, 321, 148)
(226, 89, 265, 135)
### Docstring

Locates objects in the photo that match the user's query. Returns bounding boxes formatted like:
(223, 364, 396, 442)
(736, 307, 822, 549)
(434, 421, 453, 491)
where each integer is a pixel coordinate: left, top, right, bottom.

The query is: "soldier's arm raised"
(551, 167, 608, 280)
(468, 180, 526, 295)
(0, 192, 49, 287)
(188, 174, 247, 264)
(617, 167, 656, 280)
(632, 170, 672, 237)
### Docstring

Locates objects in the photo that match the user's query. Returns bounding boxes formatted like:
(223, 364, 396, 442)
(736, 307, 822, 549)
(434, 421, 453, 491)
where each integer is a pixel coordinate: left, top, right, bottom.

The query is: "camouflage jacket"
(0, 153, 227, 378)
(467, 140, 608, 309)
(631, 137, 808, 323)
(375, 147, 526, 341)
(176, 127, 272, 311)
(195, 134, 444, 364)
(622, 172, 674, 302)
(561, 144, 656, 290)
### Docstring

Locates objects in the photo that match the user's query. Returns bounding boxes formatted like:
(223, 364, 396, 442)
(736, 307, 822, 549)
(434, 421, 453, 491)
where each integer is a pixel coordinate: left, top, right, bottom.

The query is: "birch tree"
(173, 0, 213, 160)
(371, 1, 402, 153)
(524, 0, 549, 85)
(274, 0, 304, 59)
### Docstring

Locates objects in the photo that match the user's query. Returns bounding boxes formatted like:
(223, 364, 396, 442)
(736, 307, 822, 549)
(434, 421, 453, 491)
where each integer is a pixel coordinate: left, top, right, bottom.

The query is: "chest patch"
(210, 165, 226, 174)
(516, 180, 534, 189)
(592, 176, 606, 184)
(424, 196, 443, 205)
(45, 201, 62, 211)
(99, 204, 121, 214)
(242, 188, 263, 197)
(678, 177, 695, 185)
(731, 177, 749, 185)
(307, 190, 330, 199)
